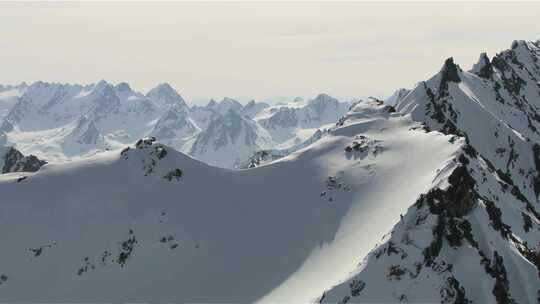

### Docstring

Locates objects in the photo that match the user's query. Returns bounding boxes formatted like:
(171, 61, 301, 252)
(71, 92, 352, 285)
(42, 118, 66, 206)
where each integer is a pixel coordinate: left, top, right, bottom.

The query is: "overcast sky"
(1, 2, 540, 104)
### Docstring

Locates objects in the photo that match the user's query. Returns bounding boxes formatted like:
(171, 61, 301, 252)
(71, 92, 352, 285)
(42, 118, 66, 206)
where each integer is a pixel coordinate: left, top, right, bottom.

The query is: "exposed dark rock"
(349, 278, 366, 297)
(418, 165, 479, 265)
(387, 265, 406, 281)
(135, 137, 156, 149)
(532, 144, 540, 198)
(522, 212, 533, 232)
(480, 251, 514, 304)
(117, 230, 137, 268)
(484, 200, 512, 240)
(385, 105, 397, 113)
(163, 168, 183, 182)
(474, 53, 495, 79)
(440, 57, 462, 85)
(77, 257, 96, 276)
(28, 242, 56, 258)
(2, 147, 47, 174)
(244, 150, 285, 168)
(441, 276, 471, 304)
(155, 146, 168, 159)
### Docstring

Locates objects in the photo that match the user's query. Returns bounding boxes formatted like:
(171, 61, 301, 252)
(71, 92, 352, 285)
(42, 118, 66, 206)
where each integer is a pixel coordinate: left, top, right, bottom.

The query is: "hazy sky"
(1, 2, 540, 104)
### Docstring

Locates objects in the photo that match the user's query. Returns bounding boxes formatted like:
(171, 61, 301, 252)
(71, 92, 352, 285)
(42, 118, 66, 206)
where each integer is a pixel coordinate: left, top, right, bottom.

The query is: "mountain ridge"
(319, 39, 540, 304)
(0, 80, 349, 168)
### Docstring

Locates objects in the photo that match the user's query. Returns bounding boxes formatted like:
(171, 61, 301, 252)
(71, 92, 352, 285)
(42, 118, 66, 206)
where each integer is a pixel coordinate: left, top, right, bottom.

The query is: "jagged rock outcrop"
(2, 146, 47, 173)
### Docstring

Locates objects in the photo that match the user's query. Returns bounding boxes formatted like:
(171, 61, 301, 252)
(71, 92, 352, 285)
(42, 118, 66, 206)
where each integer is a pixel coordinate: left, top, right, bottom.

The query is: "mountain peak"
(440, 57, 461, 83)
(220, 97, 241, 105)
(471, 52, 494, 78)
(310, 93, 339, 107)
(314, 93, 332, 100)
(115, 82, 132, 92)
(158, 82, 173, 89)
(207, 99, 217, 108)
(510, 39, 526, 50)
(146, 83, 186, 108)
(92, 80, 116, 95)
(95, 79, 111, 88)
(152, 82, 175, 94)
(205, 97, 243, 115)
(91, 80, 116, 97)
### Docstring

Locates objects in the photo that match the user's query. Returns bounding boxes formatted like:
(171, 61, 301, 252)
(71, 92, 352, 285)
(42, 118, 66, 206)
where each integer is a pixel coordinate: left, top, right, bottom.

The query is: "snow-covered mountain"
(145, 82, 188, 109)
(1, 38, 538, 303)
(188, 109, 274, 168)
(260, 94, 348, 126)
(254, 94, 350, 148)
(0, 97, 460, 302)
(242, 99, 270, 118)
(0, 80, 169, 161)
(0, 83, 346, 168)
(185, 95, 350, 168)
(385, 88, 410, 106)
(149, 105, 199, 146)
(206, 97, 244, 115)
(320, 40, 540, 303)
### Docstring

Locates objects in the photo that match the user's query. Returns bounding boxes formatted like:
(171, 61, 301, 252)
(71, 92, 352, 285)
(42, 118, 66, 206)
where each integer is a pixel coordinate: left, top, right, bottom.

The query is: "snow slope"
(0, 99, 459, 302)
(320, 40, 540, 303)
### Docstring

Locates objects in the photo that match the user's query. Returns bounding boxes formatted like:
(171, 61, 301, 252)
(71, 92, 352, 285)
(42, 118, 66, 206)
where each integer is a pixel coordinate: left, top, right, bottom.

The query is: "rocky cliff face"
(2, 146, 47, 174)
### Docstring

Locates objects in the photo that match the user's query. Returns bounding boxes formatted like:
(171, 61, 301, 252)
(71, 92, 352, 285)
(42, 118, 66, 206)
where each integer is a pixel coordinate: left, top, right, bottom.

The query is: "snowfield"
(0, 100, 459, 302)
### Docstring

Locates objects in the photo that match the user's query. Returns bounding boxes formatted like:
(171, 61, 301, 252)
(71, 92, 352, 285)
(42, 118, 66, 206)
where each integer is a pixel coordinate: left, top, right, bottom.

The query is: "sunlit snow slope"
(320, 40, 540, 304)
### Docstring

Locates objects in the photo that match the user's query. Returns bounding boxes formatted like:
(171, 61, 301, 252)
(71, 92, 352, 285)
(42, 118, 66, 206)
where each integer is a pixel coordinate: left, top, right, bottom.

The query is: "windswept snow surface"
(0, 100, 459, 302)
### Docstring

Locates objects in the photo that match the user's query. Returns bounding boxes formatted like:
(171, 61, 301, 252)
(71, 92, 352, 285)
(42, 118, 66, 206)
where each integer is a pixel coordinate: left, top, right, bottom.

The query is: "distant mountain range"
(0, 81, 351, 168)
